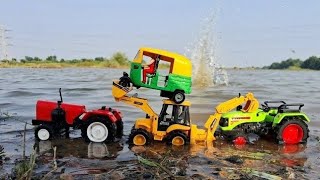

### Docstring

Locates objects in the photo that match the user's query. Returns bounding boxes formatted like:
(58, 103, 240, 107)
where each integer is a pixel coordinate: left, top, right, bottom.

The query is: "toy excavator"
(112, 81, 259, 146)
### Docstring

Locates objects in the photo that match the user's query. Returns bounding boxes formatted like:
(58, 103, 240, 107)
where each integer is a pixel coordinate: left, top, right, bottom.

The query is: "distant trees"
(301, 56, 320, 70)
(266, 56, 320, 70)
(94, 57, 104, 61)
(110, 52, 129, 65)
(1, 52, 131, 68)
(268, 58, 302, 69)
(46, 55, 57, 62)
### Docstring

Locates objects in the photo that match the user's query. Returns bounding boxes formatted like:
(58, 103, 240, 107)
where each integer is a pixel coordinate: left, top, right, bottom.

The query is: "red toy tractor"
(32, 88, 123, 143)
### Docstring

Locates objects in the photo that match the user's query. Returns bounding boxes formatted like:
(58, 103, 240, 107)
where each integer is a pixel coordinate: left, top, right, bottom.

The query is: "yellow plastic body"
(133, 47, 192, 77)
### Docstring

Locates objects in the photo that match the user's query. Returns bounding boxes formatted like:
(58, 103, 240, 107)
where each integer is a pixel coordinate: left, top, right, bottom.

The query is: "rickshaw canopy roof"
(133, 47, 192, 77)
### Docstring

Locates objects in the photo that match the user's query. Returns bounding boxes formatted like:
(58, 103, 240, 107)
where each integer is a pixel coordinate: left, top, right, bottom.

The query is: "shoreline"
(1, 63, 318, 71)
(0, 62, 129, 69)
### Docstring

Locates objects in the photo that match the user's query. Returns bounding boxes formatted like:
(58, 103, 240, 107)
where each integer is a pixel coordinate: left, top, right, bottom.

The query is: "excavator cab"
(158, 101, 191, 131)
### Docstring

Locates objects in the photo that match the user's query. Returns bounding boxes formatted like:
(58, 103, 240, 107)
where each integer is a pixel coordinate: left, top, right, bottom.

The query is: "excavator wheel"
(129, 129, 152, 146)
(166, 131, 188, 146)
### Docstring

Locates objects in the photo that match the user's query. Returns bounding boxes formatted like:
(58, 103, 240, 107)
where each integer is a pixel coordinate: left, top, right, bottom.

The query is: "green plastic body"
(130, 62, 192, 94)
(220, 108, 310, 131)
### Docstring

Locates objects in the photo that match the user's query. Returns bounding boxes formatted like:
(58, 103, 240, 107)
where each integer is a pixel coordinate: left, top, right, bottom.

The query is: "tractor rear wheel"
(35, 124, 54, 141)
(276, 119, 308, 144)
(115, 119, 123, 138)
(129, 129, 151, 146)
(82, 116, 116, 143)
(167, 131, 188, 146)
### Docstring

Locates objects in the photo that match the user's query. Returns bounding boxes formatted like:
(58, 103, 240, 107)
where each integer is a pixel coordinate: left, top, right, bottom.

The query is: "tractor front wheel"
(82, 116, 116, 143)
(35, 124, 54, 141)
(276, 119, 309, 144)
(233, 135, 248, 145)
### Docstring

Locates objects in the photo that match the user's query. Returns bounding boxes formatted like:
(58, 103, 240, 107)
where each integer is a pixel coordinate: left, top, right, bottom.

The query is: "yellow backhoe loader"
(112, 81, 259, 146)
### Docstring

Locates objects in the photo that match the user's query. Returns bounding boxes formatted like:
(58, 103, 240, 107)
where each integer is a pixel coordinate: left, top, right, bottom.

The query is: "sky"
(0, 0, 319, 67)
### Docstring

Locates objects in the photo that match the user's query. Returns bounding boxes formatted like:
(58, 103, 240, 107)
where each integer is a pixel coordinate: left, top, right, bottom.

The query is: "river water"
(0, 68, 319, 179)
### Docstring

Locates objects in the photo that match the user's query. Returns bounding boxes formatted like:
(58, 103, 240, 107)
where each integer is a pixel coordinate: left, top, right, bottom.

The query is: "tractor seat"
(279, 109, 300, 113)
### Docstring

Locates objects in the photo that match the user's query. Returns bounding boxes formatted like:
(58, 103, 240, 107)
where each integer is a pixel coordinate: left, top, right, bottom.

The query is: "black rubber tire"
(128, 128, 152, 146)
(276, 118, 309, 144)
(65, 126, 70, 138)
(35, 124, 54, 141)
(115, 119, 123, 138)
(81, 116, 116, 143)
(172, 91, 185, 104)
(166, 131, 189, 145)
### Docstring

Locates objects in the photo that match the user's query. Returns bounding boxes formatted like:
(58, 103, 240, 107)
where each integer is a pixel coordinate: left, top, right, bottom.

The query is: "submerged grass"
(13, 123, 37, 180)
(14, 150, 37, 180)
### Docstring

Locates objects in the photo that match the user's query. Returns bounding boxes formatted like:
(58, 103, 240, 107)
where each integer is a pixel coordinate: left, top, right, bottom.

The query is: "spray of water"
(185, 12, 229, 87)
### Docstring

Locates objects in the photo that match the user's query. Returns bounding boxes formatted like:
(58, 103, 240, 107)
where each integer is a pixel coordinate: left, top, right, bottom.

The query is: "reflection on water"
(34, 138, 125, 160)
(33, 136, 308, 167)
(88, 142, 109, 159)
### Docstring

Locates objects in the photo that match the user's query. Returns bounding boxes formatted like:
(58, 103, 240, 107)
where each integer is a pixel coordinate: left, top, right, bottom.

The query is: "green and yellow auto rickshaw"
(130, 47, 192, 103)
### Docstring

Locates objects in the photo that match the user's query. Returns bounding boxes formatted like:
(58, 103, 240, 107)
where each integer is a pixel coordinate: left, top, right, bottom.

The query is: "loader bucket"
(112, 81, 131, 100)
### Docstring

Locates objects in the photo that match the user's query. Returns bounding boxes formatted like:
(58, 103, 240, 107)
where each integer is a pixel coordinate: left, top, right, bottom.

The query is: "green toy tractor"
(217, 101, 310, 145)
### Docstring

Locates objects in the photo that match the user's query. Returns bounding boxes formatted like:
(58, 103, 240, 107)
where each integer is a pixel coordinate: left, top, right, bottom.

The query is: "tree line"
(264, 56, 320, 70)
(0, 52, 130, 66)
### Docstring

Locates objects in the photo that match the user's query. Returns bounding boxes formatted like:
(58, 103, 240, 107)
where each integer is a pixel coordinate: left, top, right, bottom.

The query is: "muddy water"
(0, 68, 319, 179)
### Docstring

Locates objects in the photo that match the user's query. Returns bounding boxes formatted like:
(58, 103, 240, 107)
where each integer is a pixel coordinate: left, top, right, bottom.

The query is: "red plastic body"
(36, 100, 86, 125)
(111, 109, 123, 120)
(35, 100, 121, 126)
(82, 109, 117, 123)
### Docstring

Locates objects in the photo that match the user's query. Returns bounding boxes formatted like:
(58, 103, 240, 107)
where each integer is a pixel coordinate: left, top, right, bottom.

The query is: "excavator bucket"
(112, 80, 131, 100)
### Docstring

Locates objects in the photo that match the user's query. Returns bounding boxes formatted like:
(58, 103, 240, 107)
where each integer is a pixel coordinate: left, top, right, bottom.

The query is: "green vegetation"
(0, 52, 130, 68)
(264, 56, 320, 70)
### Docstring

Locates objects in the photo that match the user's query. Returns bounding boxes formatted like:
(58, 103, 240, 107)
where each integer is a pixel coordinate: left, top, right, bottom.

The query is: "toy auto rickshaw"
(129, 47, 192, 103)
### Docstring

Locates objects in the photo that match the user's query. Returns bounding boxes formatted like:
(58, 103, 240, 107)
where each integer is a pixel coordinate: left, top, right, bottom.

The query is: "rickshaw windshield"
(133, 50, 140, 62)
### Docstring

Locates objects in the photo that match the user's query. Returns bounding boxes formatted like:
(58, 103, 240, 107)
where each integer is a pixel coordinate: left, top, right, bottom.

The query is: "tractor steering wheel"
(261, 104, 270, 112)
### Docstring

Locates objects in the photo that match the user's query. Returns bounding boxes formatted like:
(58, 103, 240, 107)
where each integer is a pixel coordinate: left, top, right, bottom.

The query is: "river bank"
(0, 61, 129, 69)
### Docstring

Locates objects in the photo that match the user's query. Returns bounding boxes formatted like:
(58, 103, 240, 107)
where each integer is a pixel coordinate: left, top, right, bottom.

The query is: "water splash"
(185, 12, 228, 88)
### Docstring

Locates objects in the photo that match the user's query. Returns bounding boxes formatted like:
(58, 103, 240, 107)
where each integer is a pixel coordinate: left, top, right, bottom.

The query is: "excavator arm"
(204, 92, 259, 142)
(112, 81, 156, 117)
